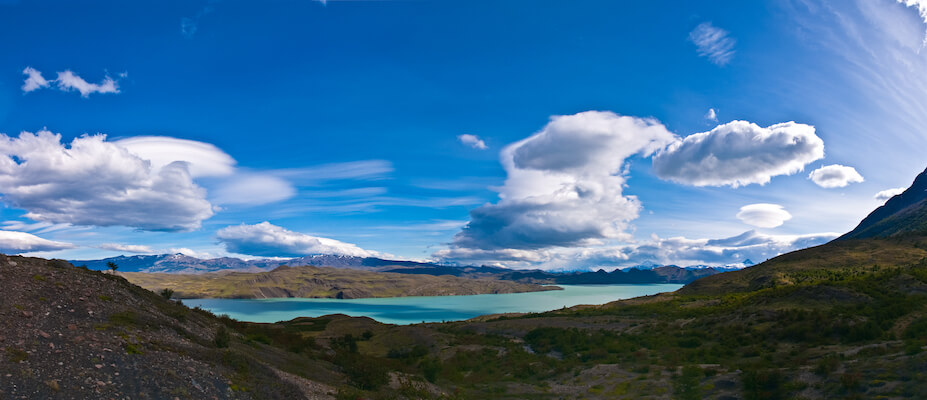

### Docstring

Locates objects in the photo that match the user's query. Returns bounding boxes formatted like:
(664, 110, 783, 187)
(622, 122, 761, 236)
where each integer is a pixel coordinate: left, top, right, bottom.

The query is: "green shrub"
(215, 325, 230, 348)
(160, 288, 175, 300)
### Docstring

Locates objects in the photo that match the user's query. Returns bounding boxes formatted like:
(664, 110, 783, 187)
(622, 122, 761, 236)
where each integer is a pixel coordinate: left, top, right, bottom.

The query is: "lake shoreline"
(183, 283, 683, 325)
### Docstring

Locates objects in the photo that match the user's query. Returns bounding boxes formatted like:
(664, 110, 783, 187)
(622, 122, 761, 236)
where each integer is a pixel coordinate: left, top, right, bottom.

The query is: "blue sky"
(1, 0, 926, 270)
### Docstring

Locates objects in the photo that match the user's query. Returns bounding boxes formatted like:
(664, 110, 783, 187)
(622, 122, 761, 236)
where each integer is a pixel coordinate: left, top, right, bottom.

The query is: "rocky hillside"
(121, 265, 559, 299)
(0, 255, 340, 399)
(840, 166, 927, 239)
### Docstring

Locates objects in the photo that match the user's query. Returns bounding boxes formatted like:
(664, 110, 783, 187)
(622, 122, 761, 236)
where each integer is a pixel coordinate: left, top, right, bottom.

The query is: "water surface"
(183, 284, 682, 325)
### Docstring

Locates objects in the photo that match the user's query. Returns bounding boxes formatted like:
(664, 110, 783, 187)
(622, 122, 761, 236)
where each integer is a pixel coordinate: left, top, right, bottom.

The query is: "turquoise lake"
(183, 284, 683, 325)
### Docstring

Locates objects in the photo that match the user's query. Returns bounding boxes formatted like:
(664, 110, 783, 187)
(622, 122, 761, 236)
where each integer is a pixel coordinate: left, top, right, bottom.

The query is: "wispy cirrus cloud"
(22, 67, 121, 97)
(688, 22, 736, 65)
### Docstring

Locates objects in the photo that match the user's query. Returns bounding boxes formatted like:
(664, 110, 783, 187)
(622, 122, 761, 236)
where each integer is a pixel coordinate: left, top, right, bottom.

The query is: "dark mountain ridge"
(839, 165, 927, 239)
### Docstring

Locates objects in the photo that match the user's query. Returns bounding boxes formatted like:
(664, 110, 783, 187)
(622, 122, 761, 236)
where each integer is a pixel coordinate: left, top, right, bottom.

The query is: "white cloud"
(211, 173, 296, 205)
(115, 136, 236, 178)
(736, 203, 792, 228)
(808, 164, 864, 188)
(688, 22, 736, 65)
(875, 187, 906, 202)
(0, 230, 75, 254)
(436, 230, 838, 270)
(117, 136, 304, 206)
(21, 67, 49, 92)
(98, 243, 155, 254)
(168, 247, 216, 259)
(56, 70, 119, 97)
(619, 230, 838, 268)
(0, 130, 214, 231)
(897, 0, 927, 43)
(217, 222, 379, 258)
(652, 120, 824, 187)
(274, 160, 394, 183)
(22, 68, 121, 97)
(457, 134, 488, 150)
(448, 111, 677, 251)
(705, 108, 718, 122)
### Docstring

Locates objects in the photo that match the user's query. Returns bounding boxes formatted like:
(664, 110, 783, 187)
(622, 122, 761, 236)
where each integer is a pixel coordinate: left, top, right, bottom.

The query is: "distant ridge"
(839, 166, 927, 240)
(68, 254, 442, 274)
(69, 253, 731, 285)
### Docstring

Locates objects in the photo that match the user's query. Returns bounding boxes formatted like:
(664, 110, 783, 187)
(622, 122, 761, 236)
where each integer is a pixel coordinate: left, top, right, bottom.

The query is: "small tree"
(106, 261, 118, 274)
(160, 288, 175, 300)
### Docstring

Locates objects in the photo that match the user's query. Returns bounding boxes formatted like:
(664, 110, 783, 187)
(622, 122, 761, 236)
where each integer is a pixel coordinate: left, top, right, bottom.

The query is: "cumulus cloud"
(0, 230, 75, 254)
(457, 134, 488, 150)
(0, 130, 214, 231)
(22, 68, 121, 97)
(98, 243, 155, 254)
(436, 230, 838, 270)
(652, 120, 824, 187)
(897, 0, 927, 42)
(736, 203, 792, 228)
(21, 67, 49, 92)
(449, 111, 677, 251)
(875, 187, 906, 202)
(689, 22, 736, 65)
(56, 70, 119, 97)
(705, 108, 718, 122)
(217, 222, 379, 258)
(808, 164, 864, 188)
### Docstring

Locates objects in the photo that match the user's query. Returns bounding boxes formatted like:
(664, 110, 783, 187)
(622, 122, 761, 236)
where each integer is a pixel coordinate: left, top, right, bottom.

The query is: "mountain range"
(70, 253, 744, 285)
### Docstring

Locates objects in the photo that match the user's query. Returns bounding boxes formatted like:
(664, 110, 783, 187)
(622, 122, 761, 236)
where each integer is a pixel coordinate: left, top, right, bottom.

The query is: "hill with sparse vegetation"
(121, 265, 559, 299)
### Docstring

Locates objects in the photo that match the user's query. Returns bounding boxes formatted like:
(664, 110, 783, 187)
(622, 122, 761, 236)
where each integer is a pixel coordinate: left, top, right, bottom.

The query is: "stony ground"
(0, 255, 334, 399)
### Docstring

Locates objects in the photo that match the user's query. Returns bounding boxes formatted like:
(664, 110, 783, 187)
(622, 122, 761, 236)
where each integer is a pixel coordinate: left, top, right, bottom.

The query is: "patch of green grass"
(6, 347, 28, 362)
(124, 343, 143, 355)
(108, 310, 139, 327)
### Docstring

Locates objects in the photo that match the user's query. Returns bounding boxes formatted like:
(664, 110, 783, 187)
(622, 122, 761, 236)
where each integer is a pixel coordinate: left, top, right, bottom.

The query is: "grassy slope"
(678, 236, 927, 296)
(291, 236, 927, 399)
(122, 265, 559, 299)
